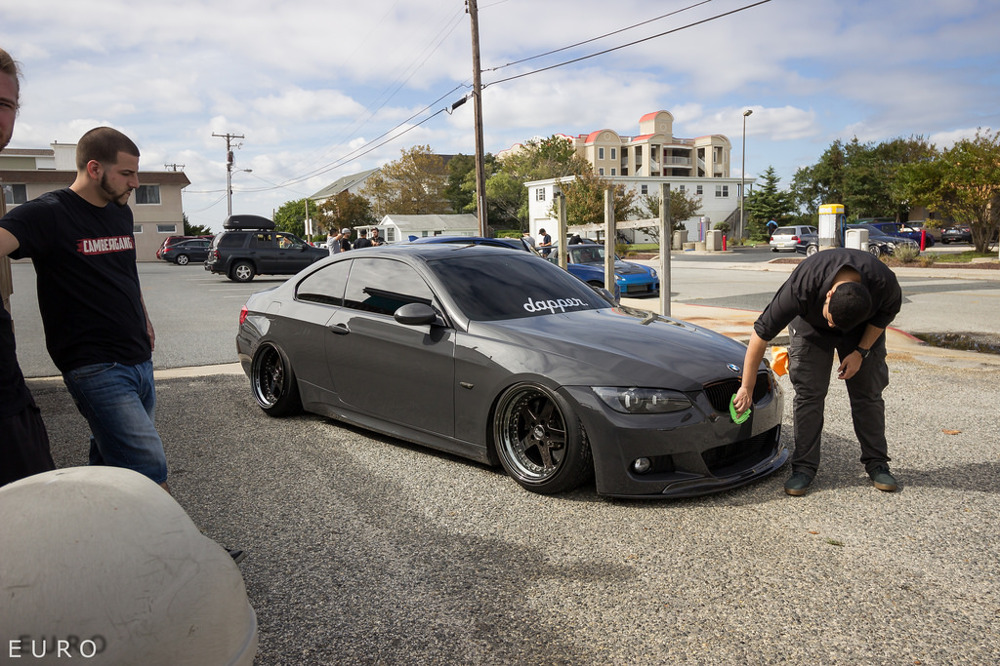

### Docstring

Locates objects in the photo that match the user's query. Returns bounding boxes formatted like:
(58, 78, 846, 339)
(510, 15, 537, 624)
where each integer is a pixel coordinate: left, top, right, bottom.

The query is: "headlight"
(593, 387, 691, 414)
(649, 268, 658, 278)
(886, 242, 896, 249)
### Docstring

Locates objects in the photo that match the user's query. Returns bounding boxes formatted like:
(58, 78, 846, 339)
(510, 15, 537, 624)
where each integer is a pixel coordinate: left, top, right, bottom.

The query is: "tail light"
(239, 305, 248, 326)
(791, 235, 799, 241)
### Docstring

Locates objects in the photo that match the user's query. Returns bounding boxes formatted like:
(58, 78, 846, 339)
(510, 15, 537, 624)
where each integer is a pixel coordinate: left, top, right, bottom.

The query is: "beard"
(100, 173, 132, 207)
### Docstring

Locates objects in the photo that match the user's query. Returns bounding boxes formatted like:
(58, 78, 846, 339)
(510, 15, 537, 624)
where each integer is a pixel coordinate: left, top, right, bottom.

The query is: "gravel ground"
(29, 354, 1000, 665)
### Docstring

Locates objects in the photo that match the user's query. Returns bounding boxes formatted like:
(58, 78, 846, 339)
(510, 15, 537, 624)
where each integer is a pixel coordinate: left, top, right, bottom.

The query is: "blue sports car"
(551, 243, 659, 299)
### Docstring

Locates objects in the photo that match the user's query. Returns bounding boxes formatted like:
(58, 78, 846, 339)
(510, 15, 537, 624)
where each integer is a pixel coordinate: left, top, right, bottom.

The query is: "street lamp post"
(740, 109, 753, 239)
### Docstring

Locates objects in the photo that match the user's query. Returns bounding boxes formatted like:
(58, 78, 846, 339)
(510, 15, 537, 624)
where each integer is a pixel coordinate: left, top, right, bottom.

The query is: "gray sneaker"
(784, 471, 813, 496)
(868, 465, 898, 492)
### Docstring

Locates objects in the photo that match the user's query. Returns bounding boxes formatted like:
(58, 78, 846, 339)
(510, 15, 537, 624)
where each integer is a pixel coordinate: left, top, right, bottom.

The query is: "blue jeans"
(62, 360, 168, 484)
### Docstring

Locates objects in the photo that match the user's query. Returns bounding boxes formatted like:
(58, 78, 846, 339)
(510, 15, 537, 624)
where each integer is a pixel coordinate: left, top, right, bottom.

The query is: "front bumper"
(562, 379, 786, 498)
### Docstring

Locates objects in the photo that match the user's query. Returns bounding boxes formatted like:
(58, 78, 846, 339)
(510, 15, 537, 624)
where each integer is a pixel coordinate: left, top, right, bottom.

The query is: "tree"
(555, 171, 637, 227)
(317, 191, 376, 233)
(744, 166, 796, 241)
(637, 188, 703, 230)
(897, 129, 1000, 252)
(791, 140, 847, 216)
(183, 213, 212, 236)
(361, 145, 450, 217)
(486, 136, 591, 230)
(444, 153, 476, 215)
(273, 198, 308, 236)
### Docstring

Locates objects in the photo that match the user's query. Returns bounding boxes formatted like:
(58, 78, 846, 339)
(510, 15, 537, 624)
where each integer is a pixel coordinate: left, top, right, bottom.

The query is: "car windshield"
(425, 252, 610, 321)
(567, 245, 606, 264)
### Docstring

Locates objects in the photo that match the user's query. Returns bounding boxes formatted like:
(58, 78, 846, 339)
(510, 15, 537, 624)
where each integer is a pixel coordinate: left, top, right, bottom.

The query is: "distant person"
(733, 247, 902, 497)
(0, 45, 56, 486)
(522, 231, 536, 250)
(767, 219, 778, 236)
(370, 228, 385, 246)
(353, 228, 373, 249)
(339, 228, 352, 252)
(538, 228, 552, 257)
(568, 234, 583, 245)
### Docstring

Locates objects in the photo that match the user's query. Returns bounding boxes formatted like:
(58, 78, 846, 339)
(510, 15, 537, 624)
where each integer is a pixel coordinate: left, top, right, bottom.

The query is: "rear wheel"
(251, 343, 302, 416)
(176, 254, 189, 265)
(492, 383, 593, 494)
(805, 244, 818, 256)
(231, 261, 255, 282)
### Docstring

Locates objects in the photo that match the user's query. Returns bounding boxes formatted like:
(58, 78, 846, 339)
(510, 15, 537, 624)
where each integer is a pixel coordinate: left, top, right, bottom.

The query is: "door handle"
(329, 323, 350, 335)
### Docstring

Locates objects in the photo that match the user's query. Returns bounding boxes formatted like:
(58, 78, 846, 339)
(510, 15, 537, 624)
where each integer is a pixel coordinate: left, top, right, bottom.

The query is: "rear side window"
(296, 260, 351, 306)
(217, 233, 246, 249)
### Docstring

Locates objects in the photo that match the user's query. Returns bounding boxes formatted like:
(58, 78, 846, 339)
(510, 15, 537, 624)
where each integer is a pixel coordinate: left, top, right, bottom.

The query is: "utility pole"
(466, 0, 488, 236)
(213, 132, 245, 218)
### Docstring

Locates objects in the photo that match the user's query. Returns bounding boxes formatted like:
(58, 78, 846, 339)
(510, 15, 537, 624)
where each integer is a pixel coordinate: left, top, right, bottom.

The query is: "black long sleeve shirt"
(754, 248, 902, 343)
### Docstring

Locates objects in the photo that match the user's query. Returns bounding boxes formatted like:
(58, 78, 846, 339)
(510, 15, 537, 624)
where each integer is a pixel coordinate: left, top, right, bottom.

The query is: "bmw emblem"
(727, 363, 741, 374)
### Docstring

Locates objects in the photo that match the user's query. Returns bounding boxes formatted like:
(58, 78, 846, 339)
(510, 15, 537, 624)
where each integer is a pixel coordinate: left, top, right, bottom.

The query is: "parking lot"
(15, 253, 1000, 664)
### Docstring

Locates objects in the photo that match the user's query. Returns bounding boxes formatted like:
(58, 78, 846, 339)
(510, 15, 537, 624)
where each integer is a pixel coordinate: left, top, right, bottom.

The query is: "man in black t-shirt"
(0, 127, 166, 488)
(0, 46, 56, 486)
(353, 228, 373, 249)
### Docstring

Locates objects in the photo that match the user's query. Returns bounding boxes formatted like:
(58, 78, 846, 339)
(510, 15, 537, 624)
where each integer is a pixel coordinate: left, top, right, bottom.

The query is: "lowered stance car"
(236, 244, 785, 498)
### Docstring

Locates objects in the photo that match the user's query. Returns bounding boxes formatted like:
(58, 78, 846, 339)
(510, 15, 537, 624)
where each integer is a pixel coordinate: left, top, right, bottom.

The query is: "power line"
(484, 0, 715, 72)
(485, 0, 772, 88)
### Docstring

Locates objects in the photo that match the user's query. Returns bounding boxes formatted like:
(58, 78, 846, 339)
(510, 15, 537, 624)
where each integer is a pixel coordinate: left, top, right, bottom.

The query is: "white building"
(524, 174, 754, 243)
(363, 213, 480, 244)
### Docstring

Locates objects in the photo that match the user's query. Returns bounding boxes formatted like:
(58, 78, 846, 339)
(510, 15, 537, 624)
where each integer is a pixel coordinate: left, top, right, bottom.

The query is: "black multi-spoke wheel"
(251, 343, 301, 417)
(493, 383, 592, 494)
(868, 244, 882, 257)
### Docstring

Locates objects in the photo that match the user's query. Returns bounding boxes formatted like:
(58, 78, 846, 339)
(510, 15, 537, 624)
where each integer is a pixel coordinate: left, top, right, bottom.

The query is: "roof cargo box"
(223, 215, 275, 230)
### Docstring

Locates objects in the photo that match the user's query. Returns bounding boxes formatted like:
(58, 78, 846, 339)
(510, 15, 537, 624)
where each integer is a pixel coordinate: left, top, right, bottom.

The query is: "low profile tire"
(231, 261, 255, 282)
(492, 382, 593, 495)
(251, 343, 302, 417)
(175, 254, 189, 265)
(868, 245, 882, 257)
(805, 244, 818, 256)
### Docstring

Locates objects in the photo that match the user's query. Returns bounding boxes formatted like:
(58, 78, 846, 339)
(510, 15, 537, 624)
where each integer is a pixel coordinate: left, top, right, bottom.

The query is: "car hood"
(468, 306, 751, 391)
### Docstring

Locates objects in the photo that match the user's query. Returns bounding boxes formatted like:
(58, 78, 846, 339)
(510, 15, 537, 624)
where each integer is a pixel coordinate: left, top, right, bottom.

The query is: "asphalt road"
(30, 358, 1000, 664)
(11, 250, 1000, 664)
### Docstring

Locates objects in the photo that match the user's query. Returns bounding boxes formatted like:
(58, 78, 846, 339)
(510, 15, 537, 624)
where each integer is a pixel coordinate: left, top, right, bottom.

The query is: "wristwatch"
(856, 346, 872, 360)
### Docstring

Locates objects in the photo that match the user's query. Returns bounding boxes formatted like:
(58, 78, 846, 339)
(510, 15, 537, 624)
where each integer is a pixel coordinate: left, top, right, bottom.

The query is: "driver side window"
(344, 258, 437, 316)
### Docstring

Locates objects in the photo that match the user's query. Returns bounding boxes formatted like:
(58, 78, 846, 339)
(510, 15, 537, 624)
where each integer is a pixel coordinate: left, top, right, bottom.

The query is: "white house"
(363, 214, 480, 243)
(524, 174, 755, 243)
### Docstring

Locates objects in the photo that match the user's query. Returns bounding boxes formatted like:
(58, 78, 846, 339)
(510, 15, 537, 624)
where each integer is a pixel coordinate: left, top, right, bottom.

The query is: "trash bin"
(0, 467, 258, 665)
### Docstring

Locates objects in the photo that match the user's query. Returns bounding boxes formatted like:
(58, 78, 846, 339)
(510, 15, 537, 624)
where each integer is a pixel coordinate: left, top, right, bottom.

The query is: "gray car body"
(236, 244, 785, 497)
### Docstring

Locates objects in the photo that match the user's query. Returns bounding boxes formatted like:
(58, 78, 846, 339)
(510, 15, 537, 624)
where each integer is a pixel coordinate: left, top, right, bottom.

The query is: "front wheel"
(868, 244, 882, 257)
(251, 343, 302, 417)
(175, 254, 189, 265)
(492, 383, 593, 494)
(231, 261, 256, 282)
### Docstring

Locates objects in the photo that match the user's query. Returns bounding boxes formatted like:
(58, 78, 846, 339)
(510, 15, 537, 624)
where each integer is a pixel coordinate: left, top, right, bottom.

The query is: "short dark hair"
(828, 281, 872, 331)
(76, 127, 140, 171)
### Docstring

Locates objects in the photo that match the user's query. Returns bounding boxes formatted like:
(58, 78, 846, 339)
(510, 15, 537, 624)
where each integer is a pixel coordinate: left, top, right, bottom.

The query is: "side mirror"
(394, 302, 439, 326)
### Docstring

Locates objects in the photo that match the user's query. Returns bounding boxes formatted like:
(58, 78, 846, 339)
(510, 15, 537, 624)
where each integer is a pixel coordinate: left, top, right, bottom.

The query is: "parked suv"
(769, 225, 817, 252)
(204, 215, 328, 282)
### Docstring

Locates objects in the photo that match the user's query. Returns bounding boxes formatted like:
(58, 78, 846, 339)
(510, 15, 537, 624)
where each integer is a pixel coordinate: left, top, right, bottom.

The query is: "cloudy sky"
(2, 0, 998, 232)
